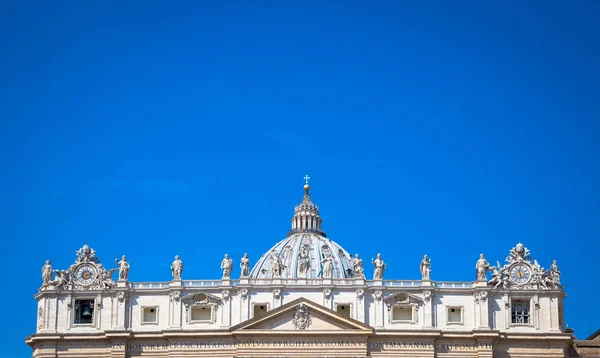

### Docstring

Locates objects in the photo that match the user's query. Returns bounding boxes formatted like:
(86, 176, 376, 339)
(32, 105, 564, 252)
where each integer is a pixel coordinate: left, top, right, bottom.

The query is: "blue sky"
(2, 1, 599, 356)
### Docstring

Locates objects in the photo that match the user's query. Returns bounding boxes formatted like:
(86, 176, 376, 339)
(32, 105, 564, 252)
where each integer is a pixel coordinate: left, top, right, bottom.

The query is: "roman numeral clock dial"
(75, 264, 98, 285)
(509, 263, 531, 284)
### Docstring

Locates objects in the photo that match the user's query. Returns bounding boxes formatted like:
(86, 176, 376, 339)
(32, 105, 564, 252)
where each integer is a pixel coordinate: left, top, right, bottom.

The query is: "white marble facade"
(27, 182, 572, 358)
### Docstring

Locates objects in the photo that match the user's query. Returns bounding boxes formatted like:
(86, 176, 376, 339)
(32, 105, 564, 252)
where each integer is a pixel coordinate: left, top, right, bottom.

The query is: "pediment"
(231, 298, 372, 332)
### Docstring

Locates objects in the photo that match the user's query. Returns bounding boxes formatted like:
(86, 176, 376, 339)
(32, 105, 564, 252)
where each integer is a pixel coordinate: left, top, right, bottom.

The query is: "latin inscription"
(112, 341, 492, 352)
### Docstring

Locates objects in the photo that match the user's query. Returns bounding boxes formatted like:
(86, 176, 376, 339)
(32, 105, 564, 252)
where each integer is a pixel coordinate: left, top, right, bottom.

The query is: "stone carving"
(292, 303, 311, 330)
(221, 254, 233, 279)
(506, 243, 531, 264)
(488, 263, 508, 289)
(273, 289, 281, 299)
(117, 291, 129, 303)
(270, 250, 284, 278)
(99, 268, 117, 289)
(476, 254, 490, 281)
(373, 290, 383, 301)
(41, 245, 122, 291)
(75, 244, 99, 263)
(420, 255, 431, 280)
(240, 253, 250, 277)
(356, 289, 364, 301)
(169, 291, 181, 302)
(487, 243, 561, 290)
(351, 254, 364, 278)
(222, 290, 230, 301)
(42, 260, 53, 286)
(171, 255, 183, 280)
(238, 288, 248, 300)
(423, 290, 432, 302)
(323, 288, 331, 300)
(37, 307, 43, 330)
(115, 255, 130, 281)
(372, 253, 386, 280)
(321, 253, 333, 278)
(550, 260, 561, 284)
(50, 270, 71, 290)
(298, 244, 311, 276)
(473, 291, 488, 303)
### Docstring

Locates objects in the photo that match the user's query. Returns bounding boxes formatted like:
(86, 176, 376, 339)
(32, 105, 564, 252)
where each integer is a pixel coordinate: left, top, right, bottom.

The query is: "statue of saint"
(240, 253, 250, 277)
(221, 254, 233, 278)
(42, 260, 53, 285)
(420, 255, 431, 280)
(298, 244, 310, 276)
(550, 260, 561, 284)
(115, 255, 130, 281)
(321, 253, 333, 278)
(476, 254, 490, 281)
(351, 254, 364, 278)
(372, 253, 386, 280)
(171, 255, 183, 280)
(271, 250, 282, 277)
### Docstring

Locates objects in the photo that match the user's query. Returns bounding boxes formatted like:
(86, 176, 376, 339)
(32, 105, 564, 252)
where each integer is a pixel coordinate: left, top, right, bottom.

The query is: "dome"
(249, 233, 355, 279)
(249, 178, 356, 279)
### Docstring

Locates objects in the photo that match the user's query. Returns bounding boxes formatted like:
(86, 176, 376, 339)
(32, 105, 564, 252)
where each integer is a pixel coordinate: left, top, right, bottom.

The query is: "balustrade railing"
(129, 279, 474, 289)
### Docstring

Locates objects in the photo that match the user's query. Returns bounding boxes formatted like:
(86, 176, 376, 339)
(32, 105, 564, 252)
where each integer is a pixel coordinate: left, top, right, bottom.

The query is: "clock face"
(510, 264, 531, 284)
(75, 264, 97, 285)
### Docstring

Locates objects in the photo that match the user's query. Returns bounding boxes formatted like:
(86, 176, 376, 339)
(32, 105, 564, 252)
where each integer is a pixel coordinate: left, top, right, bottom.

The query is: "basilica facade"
(27, 182, 572, 357)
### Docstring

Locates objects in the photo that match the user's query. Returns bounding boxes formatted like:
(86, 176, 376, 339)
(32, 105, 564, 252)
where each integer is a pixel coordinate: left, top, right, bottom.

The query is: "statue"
(298, 244, 310, 276)
(550, 260, 561, 284)
(221, 254, 233, 278)
(115, 255, 130, 281)
(372, 253, 386, 280)
(240, 253, 250, 277)
(321, 253, 333, 278)
(50, 270, 71, 290)
(420, 255, 431, 280)
(271, 250, 283, 277)
(476, 254, 490, 281)
(488, 264, 506, 289)
(100, 268, 117, 289)
(351, 254, 364, 278)
(171, 255, 183, 280)
(42, 260, 53, 285)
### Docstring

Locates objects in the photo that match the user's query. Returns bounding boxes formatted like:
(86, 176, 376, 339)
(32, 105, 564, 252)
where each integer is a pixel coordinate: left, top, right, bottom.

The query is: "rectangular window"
(447, 306, 463, 324)
(511, 300, 530, 324)
(142, 307, 158, 324)
(392, 306, 413, 322)
(190, 306, 212, 322)
(74, 299, 94, 325)
(253, 304, 268, 319)
(336, 304, 351, 318)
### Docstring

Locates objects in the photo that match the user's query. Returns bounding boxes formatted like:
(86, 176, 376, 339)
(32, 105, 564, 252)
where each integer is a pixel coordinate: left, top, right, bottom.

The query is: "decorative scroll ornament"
(423, 290, 433, 302)
(238, 288, 248, 300)
(117, 291, 129, 303)
(373, 290, 383, 301)
(292, 303, 312, 330)
(356, 289, 365, 301)
(323, 288, 331, 300)
(273, 289, 281, 300)
(169, 291, 181, 302)
(222, 290, 230, 301)
(473, 291, 488, 303)
(488, 243, 561, 290)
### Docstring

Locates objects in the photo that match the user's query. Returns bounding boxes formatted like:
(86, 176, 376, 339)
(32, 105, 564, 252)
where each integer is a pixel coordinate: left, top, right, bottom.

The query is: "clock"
(75, 264, 98, 285)
(509, 263, 531, 284)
